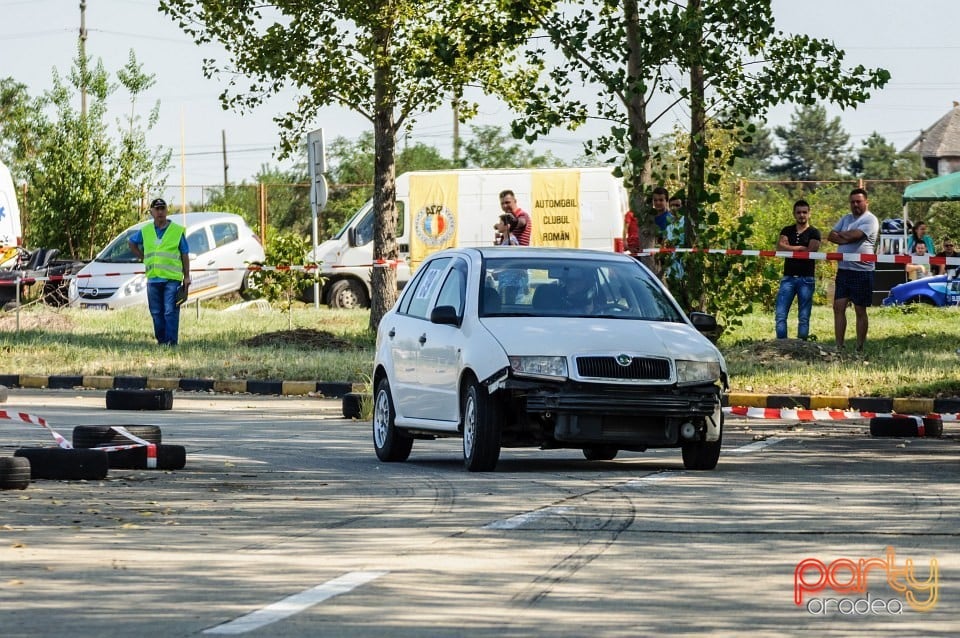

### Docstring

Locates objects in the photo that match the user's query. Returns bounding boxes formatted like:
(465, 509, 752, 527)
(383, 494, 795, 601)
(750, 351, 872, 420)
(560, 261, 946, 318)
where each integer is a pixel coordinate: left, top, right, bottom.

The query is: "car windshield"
(480, 256, 685, 322)
(94, 228, 140, 263)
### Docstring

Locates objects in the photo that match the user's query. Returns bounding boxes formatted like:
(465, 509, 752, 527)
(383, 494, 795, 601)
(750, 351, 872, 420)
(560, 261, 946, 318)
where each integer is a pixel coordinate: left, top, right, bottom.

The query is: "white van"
(0, 159, 23, 263)
(68, 212, 265, 309)
(309, 167, 628, 308)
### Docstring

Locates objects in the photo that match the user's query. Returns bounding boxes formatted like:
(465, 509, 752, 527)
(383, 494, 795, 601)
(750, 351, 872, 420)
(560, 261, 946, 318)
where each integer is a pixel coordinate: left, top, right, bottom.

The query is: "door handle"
(419, 334, 427, 345)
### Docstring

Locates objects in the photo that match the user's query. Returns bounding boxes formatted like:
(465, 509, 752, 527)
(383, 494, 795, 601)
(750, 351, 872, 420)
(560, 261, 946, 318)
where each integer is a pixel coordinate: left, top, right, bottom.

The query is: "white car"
(68, 212, 264, 309)
(372, 246, 728, 472)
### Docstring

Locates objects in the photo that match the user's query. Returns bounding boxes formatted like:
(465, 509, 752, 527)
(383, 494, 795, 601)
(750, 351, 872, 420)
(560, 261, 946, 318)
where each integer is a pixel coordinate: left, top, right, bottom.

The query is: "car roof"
(456, 246, 636, 262)
(126, 211, 249, 231)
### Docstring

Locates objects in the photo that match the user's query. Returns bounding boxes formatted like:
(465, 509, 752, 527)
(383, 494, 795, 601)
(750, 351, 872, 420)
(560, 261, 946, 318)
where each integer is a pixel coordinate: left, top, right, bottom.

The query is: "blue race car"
(882, 274, 960, 307)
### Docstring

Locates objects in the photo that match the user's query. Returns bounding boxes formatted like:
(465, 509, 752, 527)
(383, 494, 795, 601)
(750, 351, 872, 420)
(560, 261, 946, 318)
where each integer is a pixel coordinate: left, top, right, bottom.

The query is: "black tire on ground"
(328, 279, 369, 309)
(462, 378, 502, 472)
(682, 413, 723, 471)
(0, 456, 31, 490)
(582, 445, 618, 461)
(106, 389, 174, 411)
(372, 378, 413, 462)
(106, 444, 186, 470)
(3, 300, 21, 312)
(342, 392, 363, 419)
(870, 416, 942, 438)
(14, 447, 109, 480)
(239, 267, 260, 301)
(72, 424, 162, 449)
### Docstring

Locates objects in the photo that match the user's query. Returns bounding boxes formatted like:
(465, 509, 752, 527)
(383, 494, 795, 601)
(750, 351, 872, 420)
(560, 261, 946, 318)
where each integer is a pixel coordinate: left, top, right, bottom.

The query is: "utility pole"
(79, 0, 87, 119)
(452, 90, 461, 167)
(222, 129, 229, 194)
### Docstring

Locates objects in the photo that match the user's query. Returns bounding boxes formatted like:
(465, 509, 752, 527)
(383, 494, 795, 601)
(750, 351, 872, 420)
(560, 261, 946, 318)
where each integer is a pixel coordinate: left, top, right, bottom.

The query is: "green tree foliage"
(10, 50, 170, 258)
(461, 125, 562, 168)
(733, 120, 776, 178)
(159, 0, 523, 329)
(770, 105, 851, 181)
(0, 78, 47, 172)
(248, 231, 320, 328)
(200, 163, 311, 236)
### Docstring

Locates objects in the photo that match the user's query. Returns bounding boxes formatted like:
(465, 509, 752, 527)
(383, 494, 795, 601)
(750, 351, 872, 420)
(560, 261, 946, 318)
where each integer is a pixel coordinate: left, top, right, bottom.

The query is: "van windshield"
(95, 228, 140, 263)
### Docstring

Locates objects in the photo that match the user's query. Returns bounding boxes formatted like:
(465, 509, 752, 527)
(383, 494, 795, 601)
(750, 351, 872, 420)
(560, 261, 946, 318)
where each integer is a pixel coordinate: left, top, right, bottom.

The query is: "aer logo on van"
(414, 205, 455, 247)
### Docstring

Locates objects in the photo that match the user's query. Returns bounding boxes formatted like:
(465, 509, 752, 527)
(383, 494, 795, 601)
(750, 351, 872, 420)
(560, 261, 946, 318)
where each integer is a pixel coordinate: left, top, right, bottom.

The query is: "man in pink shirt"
(499, 189, 531, 246)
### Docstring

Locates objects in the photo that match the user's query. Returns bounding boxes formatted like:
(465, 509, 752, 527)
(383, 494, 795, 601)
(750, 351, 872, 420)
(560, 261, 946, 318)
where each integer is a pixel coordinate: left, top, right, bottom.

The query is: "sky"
(1, 0, 958, 188)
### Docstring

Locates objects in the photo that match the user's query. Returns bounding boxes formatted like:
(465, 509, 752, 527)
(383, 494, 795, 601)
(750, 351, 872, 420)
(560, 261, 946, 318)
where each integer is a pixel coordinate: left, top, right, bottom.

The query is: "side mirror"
(689, 311, 724, 342)
(430, 305, 461, 327)
(347, 227, 357, 247)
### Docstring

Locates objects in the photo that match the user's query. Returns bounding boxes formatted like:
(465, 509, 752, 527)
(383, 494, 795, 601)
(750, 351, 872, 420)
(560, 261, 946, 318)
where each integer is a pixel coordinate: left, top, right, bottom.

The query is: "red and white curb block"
(723, 406, 958, 423)
(1, 411, 156, 464)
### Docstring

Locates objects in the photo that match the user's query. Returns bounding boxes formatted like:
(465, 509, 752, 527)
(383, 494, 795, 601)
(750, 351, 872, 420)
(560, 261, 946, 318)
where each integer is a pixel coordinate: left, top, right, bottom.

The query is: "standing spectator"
(499, 190, 531, 246)
(651, 187, 672, 245)
(774, 199, 821, 340)
(932, 238, 959, 276)
(827, 188, 879, 353)
(128, 199, 191, 346)
(908, 220, 936, 256)
(669, 193, 684, 216)
(622, 209, 640, 254)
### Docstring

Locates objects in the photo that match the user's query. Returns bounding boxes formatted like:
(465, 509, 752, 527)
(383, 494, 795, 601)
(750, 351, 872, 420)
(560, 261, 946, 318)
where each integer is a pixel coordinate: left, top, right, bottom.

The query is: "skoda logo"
(616, 354, 632, 367)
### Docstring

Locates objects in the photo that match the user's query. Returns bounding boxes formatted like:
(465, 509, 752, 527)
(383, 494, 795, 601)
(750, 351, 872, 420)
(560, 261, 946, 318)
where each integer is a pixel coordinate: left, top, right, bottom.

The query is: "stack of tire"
(869, 416, 943, 438)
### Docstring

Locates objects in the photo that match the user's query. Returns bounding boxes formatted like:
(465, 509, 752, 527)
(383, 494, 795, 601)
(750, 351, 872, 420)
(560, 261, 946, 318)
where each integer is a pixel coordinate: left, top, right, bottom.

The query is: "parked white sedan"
(68, 212, 264, 309)
(372, 247, 728, 472)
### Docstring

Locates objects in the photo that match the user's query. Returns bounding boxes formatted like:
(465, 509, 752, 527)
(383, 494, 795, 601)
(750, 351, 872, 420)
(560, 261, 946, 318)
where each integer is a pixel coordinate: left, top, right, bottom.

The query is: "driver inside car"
(561, 269, 597, 313)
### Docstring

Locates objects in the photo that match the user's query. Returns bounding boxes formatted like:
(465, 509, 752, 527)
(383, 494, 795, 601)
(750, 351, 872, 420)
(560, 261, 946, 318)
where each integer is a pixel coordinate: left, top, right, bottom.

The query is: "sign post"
(306, 129, 327, 309)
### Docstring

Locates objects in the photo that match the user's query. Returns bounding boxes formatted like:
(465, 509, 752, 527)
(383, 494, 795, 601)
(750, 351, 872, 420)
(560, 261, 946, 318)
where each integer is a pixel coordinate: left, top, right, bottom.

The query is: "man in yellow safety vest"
(128, 198, 192, 345)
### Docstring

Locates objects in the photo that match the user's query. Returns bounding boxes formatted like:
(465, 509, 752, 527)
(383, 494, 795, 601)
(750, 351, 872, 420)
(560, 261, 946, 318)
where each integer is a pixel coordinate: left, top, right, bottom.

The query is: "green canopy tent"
(902, 171, 960, 202)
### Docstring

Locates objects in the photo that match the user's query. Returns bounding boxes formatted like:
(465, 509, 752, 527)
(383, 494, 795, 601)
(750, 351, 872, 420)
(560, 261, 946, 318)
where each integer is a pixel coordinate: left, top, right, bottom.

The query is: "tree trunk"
(624, 0, 655, 266)
(368, 57, 399, 332)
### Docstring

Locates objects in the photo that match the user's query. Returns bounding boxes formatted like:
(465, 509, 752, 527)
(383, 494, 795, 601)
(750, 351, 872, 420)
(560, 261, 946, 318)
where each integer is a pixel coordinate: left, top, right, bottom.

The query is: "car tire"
(582, 445, 618, 461)
(239, 267, 260, 301)
(106, 444, 186, 470)
(72, 425, 162, 449)
(328, 279, 368, 310)
(0, 456, 31, 490)
(869, 416, 942, 438)
(14, 447, 109, 480)
(372, 378, 413, 462)
(681, 413, 723, 471)
(106, 389, 174, 411)
(342, 392, 363, 419)
(462, 379, 501, 472)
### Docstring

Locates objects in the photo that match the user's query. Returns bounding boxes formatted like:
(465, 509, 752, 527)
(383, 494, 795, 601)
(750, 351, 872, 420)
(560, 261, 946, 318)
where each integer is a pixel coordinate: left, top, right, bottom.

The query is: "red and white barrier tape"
(723, 406, 956, 422)
(1, 412, 156, 463)
(632, 247, 960, 267)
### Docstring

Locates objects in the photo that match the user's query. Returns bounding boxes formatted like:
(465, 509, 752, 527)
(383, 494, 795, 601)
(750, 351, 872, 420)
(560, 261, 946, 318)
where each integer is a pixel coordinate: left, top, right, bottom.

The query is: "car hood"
(74, 261, 142, 288)
(481, 317, 725, 366)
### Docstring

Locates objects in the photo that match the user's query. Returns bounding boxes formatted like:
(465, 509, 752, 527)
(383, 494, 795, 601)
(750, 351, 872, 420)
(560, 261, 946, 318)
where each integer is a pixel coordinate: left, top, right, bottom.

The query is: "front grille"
(576, 356, 671, 381)
(78, 289, 117, 300)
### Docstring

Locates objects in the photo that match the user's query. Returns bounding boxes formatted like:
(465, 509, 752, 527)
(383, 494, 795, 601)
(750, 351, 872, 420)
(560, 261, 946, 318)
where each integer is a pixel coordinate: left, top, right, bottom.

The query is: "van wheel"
(0, 456, 31, 490)
(328, 279, 368, 309)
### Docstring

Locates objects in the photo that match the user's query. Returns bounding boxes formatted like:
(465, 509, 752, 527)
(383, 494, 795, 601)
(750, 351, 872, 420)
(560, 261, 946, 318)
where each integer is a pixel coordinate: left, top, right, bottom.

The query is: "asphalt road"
(1, 389, 958, 637)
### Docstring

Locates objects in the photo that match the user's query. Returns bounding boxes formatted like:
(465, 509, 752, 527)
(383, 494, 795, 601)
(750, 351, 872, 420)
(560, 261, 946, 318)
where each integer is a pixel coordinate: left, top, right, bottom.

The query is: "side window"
(354, 210, 373, 246)
(212, 222, 239, 247)
(403, 258, 450, 319)
(187, 229, 211, 255)
(434, 258, 468, 317)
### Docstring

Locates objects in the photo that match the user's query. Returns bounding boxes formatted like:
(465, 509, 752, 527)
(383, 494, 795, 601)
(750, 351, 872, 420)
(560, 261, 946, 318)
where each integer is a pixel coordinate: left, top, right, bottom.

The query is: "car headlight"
(122, 274, 146, 297)
(509, 355, 568, 380)
(676, 359, 722, 385)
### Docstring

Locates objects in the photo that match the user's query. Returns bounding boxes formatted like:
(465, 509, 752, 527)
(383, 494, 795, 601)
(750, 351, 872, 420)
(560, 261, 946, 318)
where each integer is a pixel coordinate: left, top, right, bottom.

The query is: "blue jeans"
(147, 280, 182, 345)
(775, 275, 815, 339)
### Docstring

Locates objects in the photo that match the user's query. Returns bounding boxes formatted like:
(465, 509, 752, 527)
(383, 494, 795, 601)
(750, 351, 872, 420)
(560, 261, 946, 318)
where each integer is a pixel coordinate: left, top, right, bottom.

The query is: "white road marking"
(728, 437, 784, 454)
(202, 571, 388, 635)
(483, 506, 573, 530)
